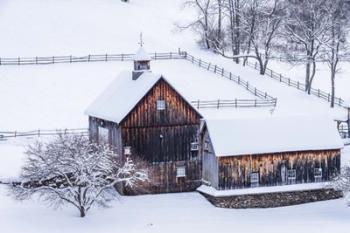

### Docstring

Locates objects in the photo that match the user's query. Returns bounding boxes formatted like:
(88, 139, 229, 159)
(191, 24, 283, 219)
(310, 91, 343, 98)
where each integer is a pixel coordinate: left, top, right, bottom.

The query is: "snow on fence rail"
(0, 128, 88, 139)
(0, 52, 184, 65)
(182, 52, 277, 103)
(191, 99, 277, 109)
(245, 60, 345, 107)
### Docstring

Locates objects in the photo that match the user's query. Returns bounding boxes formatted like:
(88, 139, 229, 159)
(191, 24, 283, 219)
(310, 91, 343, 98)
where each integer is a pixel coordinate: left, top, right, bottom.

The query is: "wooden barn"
(85, 47, 203, 193)
(85, 46, 343, 195)
(200, 117, 343, 190)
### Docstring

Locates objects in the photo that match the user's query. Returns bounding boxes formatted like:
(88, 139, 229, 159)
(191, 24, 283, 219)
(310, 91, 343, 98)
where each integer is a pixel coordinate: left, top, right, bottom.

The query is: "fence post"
(254, 99, 257, 107)
(279, 74, 282, 82)
(254, 88, 257, 96)
(170, 52, 173, 59)
(238, 76, 240, 84)
(199, 59, 201, 67)
(235, 99, 237, 108)
(229, 72, 232, 80)
(70, 55, 72, 63)
(52, 56, 55, 64)
(35, 56, 38, 64)
(88, 55, 90, 62)
(288, 78, 290, 86)
(328, 93, 330, 102)
(18, 57, 20, 65)
(197, 100, 200, 109)
(214, 65, 217, 73)
(270, 69, 273, 77)
(121, 53, 124, 61)
(222, 68, 224, 76)
(217, 99, 220, 109)
(297, 81, 300, 90)
(192, 56, 194, 63)
(38, 129, 40, 137)
(317, 89, 320, 97)
(246, 82, 249, 90)
(208, 63, 210, 70)
(105, 54, 108, 62)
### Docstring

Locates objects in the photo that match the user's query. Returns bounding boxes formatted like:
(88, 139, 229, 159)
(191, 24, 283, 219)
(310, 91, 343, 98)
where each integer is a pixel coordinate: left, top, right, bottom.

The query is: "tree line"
(182, 0, 350, 107)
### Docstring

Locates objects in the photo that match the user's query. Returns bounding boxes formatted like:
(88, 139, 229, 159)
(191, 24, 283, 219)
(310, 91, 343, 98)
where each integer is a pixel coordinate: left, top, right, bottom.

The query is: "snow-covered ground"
(0, 141, 350, 233)
(1, 0, 350, 232)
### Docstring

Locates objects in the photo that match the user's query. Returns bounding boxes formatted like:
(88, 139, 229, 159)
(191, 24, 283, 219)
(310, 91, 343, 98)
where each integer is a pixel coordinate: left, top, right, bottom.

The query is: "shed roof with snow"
(203, 116, 344, 157)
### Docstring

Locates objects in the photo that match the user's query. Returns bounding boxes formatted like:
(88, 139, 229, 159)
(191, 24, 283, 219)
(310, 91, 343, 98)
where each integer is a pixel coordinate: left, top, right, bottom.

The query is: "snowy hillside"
(0, 0, 196, 56)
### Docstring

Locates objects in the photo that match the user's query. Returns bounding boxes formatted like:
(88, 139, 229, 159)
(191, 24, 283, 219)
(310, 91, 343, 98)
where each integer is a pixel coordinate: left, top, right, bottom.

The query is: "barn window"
(250, 172, 259, 187)
(191, 142, 199, 151)
(204, 141, 210, 152)
(176, 166, 186, 178)
(124, 146, 132, 156)
(314, 168, 322, 182)
(287, 169, 296, 184)
(156, 100, 166, 110)
(98, 126, 109, 144)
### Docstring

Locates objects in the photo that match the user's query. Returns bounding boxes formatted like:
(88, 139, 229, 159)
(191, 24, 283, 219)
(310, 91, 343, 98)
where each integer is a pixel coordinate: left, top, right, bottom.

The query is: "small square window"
(124, 146, 131, 156)
(157, 100, 166, 110)
(191, 142, 199, 151)
(204, 142, 210, 151)
(250, 172, 259, 187)
(176, 166, 186, 177)
(287, 169, 296, 184)
(314, 168, 322, 182)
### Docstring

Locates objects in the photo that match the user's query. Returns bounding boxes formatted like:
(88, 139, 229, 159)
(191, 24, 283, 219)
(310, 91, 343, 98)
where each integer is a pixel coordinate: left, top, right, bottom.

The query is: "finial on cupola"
(132, 33, 151, 80)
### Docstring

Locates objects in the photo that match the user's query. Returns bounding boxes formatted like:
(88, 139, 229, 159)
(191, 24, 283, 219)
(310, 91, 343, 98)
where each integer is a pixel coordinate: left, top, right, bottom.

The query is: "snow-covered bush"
(10, 134, 147, 217)
(332, 165, 350, 205)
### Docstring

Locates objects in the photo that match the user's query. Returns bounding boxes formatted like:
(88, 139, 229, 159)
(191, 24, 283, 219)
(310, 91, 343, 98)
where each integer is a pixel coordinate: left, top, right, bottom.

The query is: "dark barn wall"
(120, 78, 201, 162)
(119, 78, 202, 193)
(217, 150, 341, 189)
(88, 117, 123, 156)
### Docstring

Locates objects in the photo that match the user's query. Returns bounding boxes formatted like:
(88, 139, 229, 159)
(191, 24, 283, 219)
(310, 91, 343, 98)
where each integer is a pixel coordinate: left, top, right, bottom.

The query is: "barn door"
(281, 164, 286, 184)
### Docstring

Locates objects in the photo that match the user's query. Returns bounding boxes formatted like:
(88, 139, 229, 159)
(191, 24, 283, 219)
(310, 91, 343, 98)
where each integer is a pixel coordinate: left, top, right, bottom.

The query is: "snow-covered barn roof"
(85, 71, 162, 123)
(204, 116, 344, 157)
(133, 47, 151, 61)
(85, 60, 259, 123)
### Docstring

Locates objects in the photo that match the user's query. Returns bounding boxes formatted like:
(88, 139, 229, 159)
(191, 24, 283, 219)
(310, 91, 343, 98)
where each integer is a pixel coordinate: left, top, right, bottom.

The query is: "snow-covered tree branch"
(10, 134, 148, 217)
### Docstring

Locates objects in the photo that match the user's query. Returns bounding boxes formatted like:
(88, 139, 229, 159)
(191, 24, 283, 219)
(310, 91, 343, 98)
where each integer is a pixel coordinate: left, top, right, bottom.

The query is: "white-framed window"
(98, 126, 109, 144)
(204, 141, 210, 151)
(156, 100, 166, 110)
(314, 168, 322, 182)
(250, 172, 259, 187)
(190, 142, 199, 151)
(124, 146, 132, 156)
(287, 169, 296, 184)
(176, 166, 186, 178)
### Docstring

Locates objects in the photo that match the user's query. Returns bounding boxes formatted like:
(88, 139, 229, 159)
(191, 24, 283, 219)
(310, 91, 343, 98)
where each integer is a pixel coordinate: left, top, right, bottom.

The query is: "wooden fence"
(0, 52, 184, 65)
(245, 60, 345, 107)
(182, 52, 277, 102)
(0, 128, 88, 139)
(191, 99, 277, 109)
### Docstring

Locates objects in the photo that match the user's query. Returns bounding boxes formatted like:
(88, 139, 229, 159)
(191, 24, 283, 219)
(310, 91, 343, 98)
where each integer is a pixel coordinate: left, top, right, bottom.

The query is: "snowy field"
(0, 140, 350, 233)
(1, 0, 350, 232)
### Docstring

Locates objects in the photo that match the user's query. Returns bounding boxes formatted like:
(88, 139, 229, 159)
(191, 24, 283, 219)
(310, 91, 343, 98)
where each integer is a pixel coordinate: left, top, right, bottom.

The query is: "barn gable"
(120, 77, 202, 162)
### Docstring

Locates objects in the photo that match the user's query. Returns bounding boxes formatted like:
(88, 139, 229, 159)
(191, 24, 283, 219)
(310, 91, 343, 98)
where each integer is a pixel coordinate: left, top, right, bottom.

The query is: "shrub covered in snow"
(10, 134, 147, 217)
(332, 165, 350, 205)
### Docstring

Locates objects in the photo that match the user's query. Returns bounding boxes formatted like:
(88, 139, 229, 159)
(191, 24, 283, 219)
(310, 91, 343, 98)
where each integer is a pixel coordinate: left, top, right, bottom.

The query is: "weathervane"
(138, 32, 144, 47)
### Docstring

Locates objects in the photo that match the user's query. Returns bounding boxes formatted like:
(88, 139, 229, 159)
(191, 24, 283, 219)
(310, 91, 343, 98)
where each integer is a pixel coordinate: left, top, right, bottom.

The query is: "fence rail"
(0, 52, 184, 65)
(191, 99, 277, 109)
(0, 128, 88, 139)
(245, 60, 345, 107)
(182, 52, 277, 103)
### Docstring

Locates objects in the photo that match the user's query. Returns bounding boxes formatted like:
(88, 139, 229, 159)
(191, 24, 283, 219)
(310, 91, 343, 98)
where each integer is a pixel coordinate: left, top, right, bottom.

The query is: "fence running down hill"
(0, 50, 346, 108)
(244, 60, 345, 107)
(0, 128, 88, 139)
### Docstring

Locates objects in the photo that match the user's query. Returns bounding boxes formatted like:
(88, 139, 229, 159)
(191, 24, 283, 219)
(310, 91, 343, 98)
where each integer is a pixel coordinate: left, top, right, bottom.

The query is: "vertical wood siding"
(217, 150, 341, 189)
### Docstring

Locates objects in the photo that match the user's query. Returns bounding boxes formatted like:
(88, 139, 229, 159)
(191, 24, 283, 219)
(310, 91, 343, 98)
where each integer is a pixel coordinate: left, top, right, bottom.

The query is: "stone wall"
(199, 189, 343, 208)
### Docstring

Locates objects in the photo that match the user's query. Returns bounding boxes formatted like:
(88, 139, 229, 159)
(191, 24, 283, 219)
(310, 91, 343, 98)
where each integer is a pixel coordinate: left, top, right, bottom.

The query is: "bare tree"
(242, 0, 284, 74)
(323, 0, 349, 107)
(283, 0, 330, 94)
(11, 134, 147, 217)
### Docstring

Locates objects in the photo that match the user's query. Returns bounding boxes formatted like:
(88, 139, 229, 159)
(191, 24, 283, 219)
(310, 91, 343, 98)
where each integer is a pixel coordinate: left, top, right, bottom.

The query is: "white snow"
(197, 183, 328, 197)
(85, 59, 258, 123)
(133, 47, 151, 61)
(85, 71, 161, 123)
(205, 116, 343, 157)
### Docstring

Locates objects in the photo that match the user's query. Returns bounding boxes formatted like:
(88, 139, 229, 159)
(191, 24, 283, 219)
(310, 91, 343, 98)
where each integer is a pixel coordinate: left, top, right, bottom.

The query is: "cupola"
(132, 34, 151, 80)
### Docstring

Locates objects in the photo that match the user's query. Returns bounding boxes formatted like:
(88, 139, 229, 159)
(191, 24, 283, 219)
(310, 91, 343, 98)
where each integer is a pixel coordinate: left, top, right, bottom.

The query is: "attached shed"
(200, 116, 343, 190)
